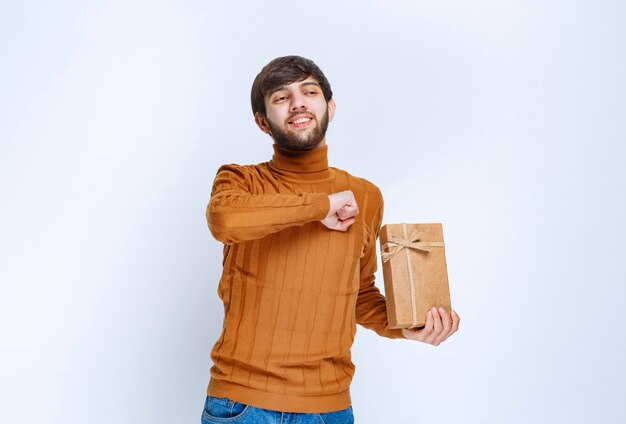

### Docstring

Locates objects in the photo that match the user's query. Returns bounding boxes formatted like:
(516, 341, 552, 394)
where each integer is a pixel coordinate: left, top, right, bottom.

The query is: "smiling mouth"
(288, 115, 314, 128)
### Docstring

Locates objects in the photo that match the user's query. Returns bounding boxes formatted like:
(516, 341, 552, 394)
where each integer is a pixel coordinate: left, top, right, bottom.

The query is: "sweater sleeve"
(206, 164, 330, 244)
(355, 187, 406, 339)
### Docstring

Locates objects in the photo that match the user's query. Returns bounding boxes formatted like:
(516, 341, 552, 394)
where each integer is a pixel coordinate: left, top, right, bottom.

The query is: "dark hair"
(250, 55, 333, 116)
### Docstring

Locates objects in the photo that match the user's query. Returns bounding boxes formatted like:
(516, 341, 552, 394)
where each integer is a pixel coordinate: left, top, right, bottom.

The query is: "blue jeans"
(201, 396, 354, 424)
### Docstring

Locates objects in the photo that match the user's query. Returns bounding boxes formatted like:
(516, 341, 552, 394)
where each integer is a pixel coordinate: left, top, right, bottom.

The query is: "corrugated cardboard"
(379, 223, 451, 329)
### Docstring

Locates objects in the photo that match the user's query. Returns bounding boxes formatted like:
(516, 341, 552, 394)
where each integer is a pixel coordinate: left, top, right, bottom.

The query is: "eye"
(305, 90, 318, 96)
(273, 95, 288, 103)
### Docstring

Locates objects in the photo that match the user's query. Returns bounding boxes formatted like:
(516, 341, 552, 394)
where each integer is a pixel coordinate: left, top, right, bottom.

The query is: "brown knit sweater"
(205, 143, 404, 413)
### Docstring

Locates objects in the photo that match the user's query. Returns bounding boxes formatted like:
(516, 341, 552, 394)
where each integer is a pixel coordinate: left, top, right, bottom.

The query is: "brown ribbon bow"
(381, 231, 445, 263)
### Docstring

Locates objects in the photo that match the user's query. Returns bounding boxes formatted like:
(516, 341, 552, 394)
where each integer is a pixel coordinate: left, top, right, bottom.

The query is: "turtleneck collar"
(268, 144, 331, 182)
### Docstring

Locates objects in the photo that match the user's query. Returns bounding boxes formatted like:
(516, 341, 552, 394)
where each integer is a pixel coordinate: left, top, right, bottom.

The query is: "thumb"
(336, 217, 355, 231)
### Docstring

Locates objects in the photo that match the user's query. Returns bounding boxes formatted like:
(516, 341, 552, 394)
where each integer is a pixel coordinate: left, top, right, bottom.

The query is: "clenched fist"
(321, 190, 359, 232)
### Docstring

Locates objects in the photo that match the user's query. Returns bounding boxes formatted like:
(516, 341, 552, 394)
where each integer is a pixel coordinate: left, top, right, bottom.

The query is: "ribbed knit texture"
(205, 144, 404, 413)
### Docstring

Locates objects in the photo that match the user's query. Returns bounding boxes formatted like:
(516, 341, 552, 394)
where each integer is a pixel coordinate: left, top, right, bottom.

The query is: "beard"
(266, 108, 330, 150)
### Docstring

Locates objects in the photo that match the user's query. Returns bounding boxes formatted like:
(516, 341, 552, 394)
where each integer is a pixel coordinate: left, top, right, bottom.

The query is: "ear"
(254, 112, 271, 134)
(327, 99, 336, 122)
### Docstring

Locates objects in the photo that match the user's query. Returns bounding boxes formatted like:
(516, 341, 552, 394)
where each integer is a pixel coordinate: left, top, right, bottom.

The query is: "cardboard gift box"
(379, 223, 451, 329)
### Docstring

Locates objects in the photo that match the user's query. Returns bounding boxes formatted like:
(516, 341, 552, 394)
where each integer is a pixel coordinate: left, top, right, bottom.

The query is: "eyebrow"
(269, 81, 321, 96)
(299, 81, 321, 89)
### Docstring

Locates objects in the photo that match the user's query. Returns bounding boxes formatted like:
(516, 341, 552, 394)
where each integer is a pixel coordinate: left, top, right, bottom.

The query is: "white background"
(1, 1, 625, 423)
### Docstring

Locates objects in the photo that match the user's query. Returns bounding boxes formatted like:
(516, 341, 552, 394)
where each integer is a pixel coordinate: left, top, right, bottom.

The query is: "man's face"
(255, 77, 336, 150)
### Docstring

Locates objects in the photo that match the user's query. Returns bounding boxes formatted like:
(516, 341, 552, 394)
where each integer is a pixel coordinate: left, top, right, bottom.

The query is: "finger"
(440, 310, 460, 343)
(337, 205, 358, 220)
(428, 307, 443, 345)
(344, 192, 359, 213)
(349, 200, 359, 217)
(434, 308, 451, 345)
(417, 309, 434, 342)
(424, 309, 434, 334)
(448, 310, 461, 338)
(349, 198, 359, 215)
(410, 310, 433, 342)
(339, 190, 356, 209)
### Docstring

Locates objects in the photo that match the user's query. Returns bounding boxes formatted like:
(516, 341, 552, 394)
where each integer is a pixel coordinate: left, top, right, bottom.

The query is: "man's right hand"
(321, 190, 359, 232)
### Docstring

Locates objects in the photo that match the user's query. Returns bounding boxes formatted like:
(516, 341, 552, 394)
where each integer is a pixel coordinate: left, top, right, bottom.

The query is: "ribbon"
(381, 231, 445, 263)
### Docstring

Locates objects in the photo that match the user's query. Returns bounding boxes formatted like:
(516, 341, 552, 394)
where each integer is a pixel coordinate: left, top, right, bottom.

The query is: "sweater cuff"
(309, 193, 330, 221)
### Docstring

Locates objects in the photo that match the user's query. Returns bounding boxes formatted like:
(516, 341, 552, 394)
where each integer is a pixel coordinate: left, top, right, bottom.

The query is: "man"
(202, 56, 459, 423)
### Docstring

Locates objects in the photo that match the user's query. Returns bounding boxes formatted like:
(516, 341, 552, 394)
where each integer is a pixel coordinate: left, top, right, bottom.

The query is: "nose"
(289, 92, 307, 112)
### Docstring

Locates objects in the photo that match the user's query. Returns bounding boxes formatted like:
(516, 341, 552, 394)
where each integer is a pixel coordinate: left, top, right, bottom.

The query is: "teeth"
(292, 117, 311, 124)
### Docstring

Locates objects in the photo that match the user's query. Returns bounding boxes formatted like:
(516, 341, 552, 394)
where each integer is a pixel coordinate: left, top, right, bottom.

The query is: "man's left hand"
(401, 307, 460, 346)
